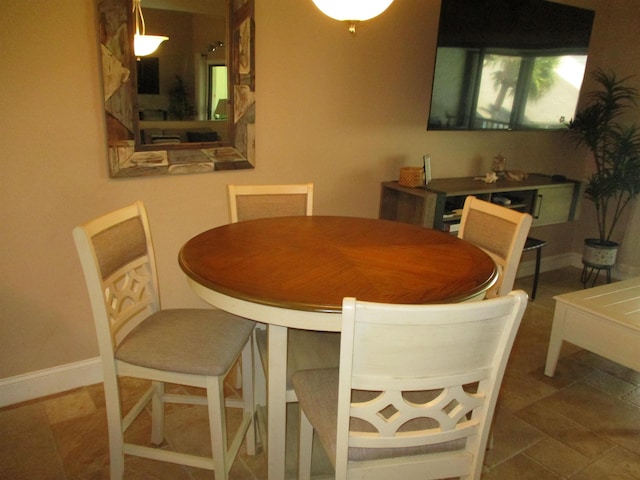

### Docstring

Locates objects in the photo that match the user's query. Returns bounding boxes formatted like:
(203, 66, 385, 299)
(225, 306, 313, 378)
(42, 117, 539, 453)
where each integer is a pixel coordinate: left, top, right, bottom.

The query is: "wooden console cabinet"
(379, 174, 582, 233)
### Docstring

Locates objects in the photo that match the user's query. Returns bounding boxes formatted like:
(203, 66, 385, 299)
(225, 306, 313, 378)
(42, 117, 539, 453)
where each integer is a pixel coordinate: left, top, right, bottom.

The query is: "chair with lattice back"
(293, 290, 528, 480)
(73, 201, 255, 480)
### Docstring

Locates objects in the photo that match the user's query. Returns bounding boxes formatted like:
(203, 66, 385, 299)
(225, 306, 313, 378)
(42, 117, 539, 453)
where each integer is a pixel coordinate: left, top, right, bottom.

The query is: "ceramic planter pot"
(582, 238, 619, 268)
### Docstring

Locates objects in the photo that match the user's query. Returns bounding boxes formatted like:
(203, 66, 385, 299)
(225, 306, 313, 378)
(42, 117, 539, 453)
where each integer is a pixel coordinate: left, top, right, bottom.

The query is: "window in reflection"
(430, 48, 587, 131)
(475, 54, 521, 129)
(520, 55, 587, 129)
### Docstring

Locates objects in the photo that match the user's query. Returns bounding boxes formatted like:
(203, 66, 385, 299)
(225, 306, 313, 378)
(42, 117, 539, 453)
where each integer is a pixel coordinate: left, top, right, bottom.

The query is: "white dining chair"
(293, 290, 528, 480)
(458, 196, 532, 298)
(73, 201, 255, 480)
(227, 183, 341, 404)
(228, 183, 314, 222)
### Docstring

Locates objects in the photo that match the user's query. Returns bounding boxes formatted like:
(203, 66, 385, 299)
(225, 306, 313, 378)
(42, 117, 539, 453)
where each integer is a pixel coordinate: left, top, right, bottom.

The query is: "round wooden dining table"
(178, 216, 497, 479)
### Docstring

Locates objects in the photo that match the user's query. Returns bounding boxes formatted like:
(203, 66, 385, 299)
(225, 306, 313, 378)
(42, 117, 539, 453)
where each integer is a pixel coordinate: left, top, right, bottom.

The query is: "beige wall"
(1, 0, 638, 379)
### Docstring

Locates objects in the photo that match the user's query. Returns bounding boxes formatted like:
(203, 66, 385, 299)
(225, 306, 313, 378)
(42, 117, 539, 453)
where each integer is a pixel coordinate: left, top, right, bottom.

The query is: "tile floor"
(2, 267, 639, 479)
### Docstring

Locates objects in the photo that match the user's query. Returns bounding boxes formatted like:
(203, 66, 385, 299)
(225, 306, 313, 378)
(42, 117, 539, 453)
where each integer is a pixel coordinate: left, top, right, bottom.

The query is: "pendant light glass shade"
(311, 0, 394, 22)
(134, 34, 168, 56)
(133, 0, 168, 56)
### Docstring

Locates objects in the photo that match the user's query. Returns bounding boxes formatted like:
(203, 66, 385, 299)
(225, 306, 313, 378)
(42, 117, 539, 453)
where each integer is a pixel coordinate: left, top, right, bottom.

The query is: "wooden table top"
(179, 216, 497, 313)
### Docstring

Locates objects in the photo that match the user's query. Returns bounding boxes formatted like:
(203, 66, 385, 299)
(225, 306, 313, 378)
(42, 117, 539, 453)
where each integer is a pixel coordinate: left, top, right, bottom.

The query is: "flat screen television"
(427, 0, 595, 131)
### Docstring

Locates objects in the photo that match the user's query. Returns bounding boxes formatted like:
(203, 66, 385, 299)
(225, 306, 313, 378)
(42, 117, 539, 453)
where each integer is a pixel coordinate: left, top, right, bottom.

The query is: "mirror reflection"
(427, 0, 595, 131)
(137, 7, 229, 146)
(97, 0, 255, 177)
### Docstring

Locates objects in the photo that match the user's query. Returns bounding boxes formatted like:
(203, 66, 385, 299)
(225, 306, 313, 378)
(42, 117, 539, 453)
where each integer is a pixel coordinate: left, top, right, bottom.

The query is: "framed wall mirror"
(97, 0, 255, 177)
(427, 0, 594, 131)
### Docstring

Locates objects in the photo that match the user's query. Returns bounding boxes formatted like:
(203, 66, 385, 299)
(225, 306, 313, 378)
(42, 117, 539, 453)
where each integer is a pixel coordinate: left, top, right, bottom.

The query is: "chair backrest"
(335, 290, 528, 479)
(227, 183, 313, 223)
(457, 196, 532, 297)
(73, 201, 160, 361)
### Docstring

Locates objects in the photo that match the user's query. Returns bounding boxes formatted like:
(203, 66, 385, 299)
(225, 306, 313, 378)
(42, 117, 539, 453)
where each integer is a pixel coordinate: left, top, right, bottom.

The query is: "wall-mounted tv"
(427, 0, 595, 131)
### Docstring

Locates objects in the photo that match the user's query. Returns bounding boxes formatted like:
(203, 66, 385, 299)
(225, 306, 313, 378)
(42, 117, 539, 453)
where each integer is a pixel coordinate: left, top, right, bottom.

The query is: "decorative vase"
(582, 238, 619, 268)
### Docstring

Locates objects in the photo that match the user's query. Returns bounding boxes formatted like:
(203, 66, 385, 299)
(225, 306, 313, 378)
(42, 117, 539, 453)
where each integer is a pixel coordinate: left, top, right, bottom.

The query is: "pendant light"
(311, 0, 394, 34)
(133, 0, 168, 56)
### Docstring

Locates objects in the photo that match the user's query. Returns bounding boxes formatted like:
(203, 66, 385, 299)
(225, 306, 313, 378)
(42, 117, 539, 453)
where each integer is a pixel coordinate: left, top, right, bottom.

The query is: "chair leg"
(108, 424, 125, 480)
(207, 376, 229, 480)
(103, 374, 125, 480)
(531, 247, 542, 300)
(252, 326, 267, 408)
(150, 381, 165, 446)
(298, 407, 314, 480)
(241, 338, 257, 455)
(234, 360, 243, 389)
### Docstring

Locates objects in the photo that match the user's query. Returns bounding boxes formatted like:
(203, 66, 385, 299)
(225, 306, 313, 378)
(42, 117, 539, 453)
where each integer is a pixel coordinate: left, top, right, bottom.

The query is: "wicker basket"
(398, 167, 424, 188)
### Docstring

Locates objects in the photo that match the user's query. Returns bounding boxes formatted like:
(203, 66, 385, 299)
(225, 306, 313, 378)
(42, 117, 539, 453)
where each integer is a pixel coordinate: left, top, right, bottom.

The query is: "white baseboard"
(516, 252, 576, 279)
(0, 357, 103, 408)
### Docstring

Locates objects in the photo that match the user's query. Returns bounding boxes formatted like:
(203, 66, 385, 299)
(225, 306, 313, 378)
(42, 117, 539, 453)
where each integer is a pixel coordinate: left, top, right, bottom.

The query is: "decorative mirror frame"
(96, 0, 255, 177)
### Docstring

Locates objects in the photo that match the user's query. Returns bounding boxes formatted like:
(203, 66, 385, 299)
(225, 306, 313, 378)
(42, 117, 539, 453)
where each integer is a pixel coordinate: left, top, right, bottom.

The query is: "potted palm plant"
(563, 69, 640, 268)
(168, 75, 195, 120)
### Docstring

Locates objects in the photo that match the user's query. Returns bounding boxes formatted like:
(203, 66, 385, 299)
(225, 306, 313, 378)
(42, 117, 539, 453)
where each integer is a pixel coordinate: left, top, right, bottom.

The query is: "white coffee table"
(544, 276, 640, 377)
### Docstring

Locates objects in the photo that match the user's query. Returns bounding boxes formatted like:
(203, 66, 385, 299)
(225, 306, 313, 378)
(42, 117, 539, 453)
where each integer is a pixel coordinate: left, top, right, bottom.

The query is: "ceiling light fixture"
(133, 0, 168, 56)
(311, 0, 394, 34)
(207, 41, 225, 54)
(201, 41, 225, 58)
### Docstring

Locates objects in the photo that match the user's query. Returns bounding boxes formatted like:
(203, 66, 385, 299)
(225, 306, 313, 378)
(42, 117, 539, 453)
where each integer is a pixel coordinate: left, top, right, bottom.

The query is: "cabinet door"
(533, 184, 576, 226)
(379, 184, 439, 228)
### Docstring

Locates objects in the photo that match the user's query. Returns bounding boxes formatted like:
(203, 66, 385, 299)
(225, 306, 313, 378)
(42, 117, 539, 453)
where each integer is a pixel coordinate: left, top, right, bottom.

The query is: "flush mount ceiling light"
(311, 0, 394, 34)
(133, 0, 168, 56)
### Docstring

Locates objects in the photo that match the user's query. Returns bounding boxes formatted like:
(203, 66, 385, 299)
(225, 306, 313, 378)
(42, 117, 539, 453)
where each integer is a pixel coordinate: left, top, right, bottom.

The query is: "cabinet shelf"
(379, 174, 583, 232)
(503, 202, 528, 210)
